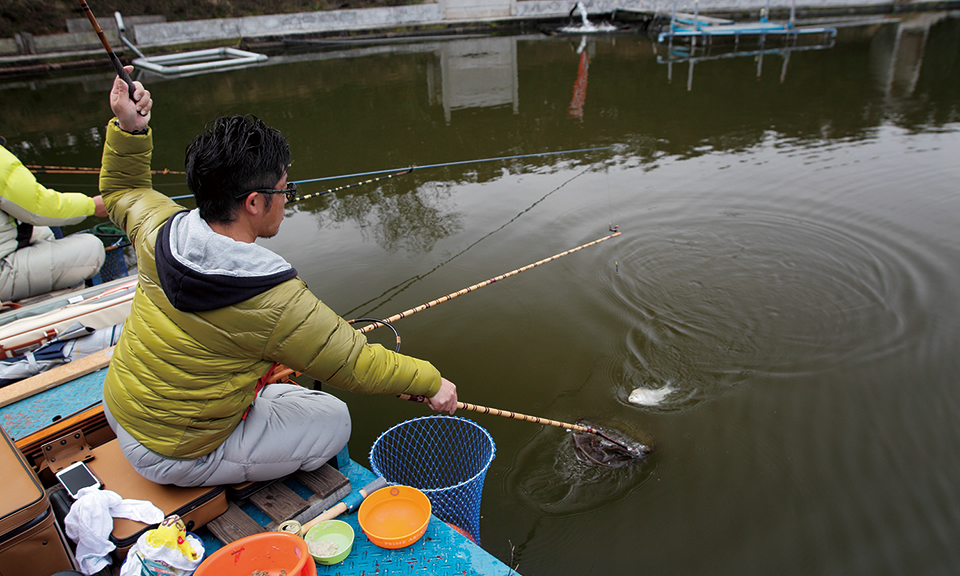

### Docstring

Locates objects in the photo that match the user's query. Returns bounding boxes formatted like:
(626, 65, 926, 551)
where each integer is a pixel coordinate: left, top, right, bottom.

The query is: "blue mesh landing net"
(92, 244, 129, 284)
(369, 415, 495, 544)
(85, 223, 130, 284)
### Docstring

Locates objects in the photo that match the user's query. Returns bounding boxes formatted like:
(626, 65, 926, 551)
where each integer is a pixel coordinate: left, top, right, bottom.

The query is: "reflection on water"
(658, 32, 837, 90)
(2, 13, 960, 576)
(319, 182, 462, 255)
(434, 36, 519, 122)
(870, 11, 951, 99)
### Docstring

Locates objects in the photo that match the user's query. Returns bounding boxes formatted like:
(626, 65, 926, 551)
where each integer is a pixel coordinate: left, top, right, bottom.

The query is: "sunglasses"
(235, 182, 297, 203)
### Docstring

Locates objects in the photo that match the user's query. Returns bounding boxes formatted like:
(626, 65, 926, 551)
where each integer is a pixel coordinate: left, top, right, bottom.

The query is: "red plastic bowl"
(193, 531, 316, 576)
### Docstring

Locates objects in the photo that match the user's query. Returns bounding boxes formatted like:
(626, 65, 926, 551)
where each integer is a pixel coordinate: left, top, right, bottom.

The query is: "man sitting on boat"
(99, 68, 457, 488)
(0, 136, 108, 302)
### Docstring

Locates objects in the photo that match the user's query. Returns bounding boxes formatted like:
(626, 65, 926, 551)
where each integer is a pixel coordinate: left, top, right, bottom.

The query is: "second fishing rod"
(168, 145, 617, 202)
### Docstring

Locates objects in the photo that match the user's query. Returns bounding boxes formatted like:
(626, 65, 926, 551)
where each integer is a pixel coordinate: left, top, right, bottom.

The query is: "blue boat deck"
(201, 454, 519, 575)
(0, 367, 106, 439)
(0, 367, 519, 575)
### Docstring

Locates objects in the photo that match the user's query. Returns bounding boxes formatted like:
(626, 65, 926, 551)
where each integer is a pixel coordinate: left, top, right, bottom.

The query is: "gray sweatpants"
(0, 227, 105, 302)
(104, 383, 351, 487)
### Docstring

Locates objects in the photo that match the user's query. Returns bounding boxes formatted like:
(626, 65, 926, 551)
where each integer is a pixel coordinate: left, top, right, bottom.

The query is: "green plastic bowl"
(304, 519, 354, 565)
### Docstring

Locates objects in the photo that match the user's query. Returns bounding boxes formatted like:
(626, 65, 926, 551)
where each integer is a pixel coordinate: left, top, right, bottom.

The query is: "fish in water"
(628, 384, 674, 406)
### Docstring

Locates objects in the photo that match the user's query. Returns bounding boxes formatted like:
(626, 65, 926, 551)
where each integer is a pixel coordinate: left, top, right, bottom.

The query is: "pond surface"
(2, 12, 959, 575)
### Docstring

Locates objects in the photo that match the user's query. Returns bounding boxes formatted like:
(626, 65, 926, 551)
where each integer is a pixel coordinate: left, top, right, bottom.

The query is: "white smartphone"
(55, 461, 102, 499)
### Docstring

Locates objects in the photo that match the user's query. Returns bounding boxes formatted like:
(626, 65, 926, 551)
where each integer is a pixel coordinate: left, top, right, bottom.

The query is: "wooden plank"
(248, 481, 310, 524)
(206, 501, 266, 543)
(294, 464, 349, 497)
(0, 346, 115, 409)
(291, 479, 352, 526)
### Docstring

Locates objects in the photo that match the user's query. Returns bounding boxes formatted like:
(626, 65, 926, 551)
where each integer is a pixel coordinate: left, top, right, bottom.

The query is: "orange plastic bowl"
(193, 531, 316, 576)
(358, 485, 431, 549)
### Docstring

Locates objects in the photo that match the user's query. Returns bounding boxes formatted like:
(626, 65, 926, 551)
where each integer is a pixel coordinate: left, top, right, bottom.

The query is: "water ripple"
(605, 194, 938, 411)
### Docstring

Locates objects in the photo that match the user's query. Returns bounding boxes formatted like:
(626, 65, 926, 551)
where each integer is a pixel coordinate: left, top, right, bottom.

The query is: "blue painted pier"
(657, 0, 837, 43)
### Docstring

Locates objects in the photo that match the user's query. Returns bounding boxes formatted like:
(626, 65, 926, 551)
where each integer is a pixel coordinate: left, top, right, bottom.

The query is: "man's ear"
(241, 192, 263, 216)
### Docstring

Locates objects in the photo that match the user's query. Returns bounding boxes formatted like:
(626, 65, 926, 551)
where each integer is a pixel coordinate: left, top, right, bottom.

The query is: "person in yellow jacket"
(0, 136, 108, 301)
(100, 68, 457, 487)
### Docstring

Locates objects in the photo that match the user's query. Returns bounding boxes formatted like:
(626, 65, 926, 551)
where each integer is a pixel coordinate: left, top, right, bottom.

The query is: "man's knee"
(68, 234, 107, 270)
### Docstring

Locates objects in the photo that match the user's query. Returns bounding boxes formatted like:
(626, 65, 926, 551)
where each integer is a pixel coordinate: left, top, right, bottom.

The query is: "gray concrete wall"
(65, 15, 166, 34)
(6, 29, 120, 55)
(134, 4, 444, 47)
(0, 37, 17, 56)
(0, 0, 943, 55)
(439, 0, 516, 19)
(132, 0, 911, 47)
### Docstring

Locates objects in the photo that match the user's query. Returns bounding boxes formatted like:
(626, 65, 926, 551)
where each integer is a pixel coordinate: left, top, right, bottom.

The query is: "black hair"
(184, 115, 290, 224)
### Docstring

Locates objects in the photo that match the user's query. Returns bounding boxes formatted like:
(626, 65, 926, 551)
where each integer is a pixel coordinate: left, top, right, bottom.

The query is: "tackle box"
(0, 425, 76, 576)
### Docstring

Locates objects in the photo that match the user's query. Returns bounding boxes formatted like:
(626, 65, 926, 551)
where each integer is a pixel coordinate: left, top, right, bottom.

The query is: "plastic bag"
(119, 515, 204, 576)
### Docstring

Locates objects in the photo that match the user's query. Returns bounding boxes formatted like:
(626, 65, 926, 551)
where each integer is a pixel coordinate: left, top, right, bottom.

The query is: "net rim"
(368, 414, 496, 495)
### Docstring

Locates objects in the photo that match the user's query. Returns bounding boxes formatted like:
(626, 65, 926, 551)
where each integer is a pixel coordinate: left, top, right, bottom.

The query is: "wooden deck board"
(290, 477, 352, 526)
(206, 501, 266, 543)
(294, 465, 350, 495)
(248, 481, 310, 525)
(0, 347, 114, 409)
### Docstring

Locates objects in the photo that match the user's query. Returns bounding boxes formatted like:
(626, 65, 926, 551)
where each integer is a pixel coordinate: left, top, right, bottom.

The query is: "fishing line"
(353, 231, 621, 333)
(290, 146, 617, 186)
(347, 318, 401, 352)
(344, 165, 595, 319)
(266, 232, 621, 384)
(604, 159, 620, 275)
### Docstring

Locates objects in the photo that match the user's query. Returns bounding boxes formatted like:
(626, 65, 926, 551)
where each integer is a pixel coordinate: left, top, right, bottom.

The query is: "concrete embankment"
(1, 0, 957, 75)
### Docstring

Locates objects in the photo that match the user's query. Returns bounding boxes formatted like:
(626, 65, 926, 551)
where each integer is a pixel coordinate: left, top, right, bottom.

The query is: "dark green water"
(3, 12, 959, 574)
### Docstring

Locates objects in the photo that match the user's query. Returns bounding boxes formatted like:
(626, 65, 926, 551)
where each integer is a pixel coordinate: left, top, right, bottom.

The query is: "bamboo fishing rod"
(169, 166, 414, 202)
(398, 393, 645, 455)
(292, 167, 413, 203)
(355, 230, 621, 334)
(266, 230, 621, 383)
(27, 165, 184, 175)
(78, 0, 137, 102)
(291, 146, 618, 186)
(170, 147, 616, 202)
(399, 393, 591, 433)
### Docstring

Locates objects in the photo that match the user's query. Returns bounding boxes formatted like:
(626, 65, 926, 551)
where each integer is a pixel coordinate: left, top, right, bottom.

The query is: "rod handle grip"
(299, 477, 388, 534)
(109, 52, 137, 102)
(301, 502, 346, 534)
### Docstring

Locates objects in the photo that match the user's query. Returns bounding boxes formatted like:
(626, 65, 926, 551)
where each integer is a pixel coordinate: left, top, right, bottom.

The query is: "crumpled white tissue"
(64, 486, 164, 575)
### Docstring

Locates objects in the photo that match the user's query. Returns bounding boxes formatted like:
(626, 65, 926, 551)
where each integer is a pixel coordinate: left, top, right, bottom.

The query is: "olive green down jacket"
(100, 121, 441, 459)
